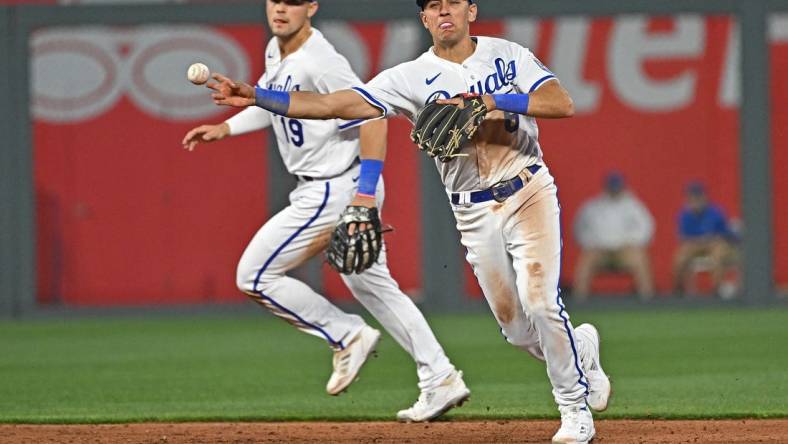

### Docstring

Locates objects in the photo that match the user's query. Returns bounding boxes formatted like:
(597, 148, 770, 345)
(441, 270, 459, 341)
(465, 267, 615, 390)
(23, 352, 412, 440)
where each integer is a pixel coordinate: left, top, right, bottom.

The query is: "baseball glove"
(327, 206, 385, 274)
(410, 94, 488, 162)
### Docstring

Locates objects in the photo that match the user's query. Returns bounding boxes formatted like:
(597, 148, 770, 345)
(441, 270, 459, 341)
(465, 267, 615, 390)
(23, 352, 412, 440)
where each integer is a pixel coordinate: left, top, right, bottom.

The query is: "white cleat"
(326, 325, 381, 396)
(552, 404, 596, 444)
(396, 370, 470, 422)
(575, 323, 612, 412)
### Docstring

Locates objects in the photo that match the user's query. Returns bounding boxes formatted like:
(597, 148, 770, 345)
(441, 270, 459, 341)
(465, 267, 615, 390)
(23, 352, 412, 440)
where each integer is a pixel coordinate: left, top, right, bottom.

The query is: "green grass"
(0, 309, 786, 423)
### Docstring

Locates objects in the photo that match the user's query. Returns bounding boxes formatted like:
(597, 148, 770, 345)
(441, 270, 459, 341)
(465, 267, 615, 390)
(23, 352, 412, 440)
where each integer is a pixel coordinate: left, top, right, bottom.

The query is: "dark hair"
(417, 0, 474, 10)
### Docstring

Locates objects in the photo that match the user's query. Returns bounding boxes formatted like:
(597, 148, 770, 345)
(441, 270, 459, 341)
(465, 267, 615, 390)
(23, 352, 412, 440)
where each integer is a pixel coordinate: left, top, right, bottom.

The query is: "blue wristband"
(357, 159, 384, 197)
(492, 93, 529, 115)
(254, 86, 290, 115)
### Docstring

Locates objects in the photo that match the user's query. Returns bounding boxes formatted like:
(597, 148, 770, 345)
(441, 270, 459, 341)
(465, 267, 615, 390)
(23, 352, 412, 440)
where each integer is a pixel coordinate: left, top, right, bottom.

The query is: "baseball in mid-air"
(187, 62, 210, 85)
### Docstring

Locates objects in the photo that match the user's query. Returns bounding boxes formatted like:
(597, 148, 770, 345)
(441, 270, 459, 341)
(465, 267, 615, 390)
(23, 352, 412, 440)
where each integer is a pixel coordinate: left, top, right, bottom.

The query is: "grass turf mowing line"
(0, 309, 785, 423)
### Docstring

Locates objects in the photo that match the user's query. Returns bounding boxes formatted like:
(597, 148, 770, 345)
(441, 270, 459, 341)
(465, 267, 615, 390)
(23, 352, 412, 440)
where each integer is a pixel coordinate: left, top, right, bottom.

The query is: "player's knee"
(502, 328, 542, 357)
(236, 263, 265, 294)
(235, 268, 254, 294)
(525, 300, 553, 322)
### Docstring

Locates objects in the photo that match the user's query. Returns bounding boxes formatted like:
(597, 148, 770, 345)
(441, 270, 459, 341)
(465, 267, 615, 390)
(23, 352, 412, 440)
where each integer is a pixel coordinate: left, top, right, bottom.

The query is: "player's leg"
(573, 248, 602, 301)
(344, 245, 469, 422)
(342, 249, 456, 389)
(505, 179, 588, 408)
(333, 174, 466, 420)
(236, 180, 379, 394)
(454, 205, 544, 359)
(505, 173, 601, 442)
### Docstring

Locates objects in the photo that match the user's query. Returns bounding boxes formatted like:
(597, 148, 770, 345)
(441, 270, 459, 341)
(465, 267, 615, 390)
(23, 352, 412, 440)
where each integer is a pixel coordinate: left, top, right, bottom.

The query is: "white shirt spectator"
(574, 191, 654, 250)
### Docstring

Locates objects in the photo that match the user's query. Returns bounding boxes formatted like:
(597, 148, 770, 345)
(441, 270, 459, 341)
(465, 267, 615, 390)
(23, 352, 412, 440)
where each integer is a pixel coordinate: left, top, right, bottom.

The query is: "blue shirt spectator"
(679, 205, 732, 240)
(677, 182, 736, 241)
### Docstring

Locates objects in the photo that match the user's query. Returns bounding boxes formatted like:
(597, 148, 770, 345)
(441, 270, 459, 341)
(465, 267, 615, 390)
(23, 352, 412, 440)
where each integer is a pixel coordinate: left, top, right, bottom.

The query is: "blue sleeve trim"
(338, 119, 365, 130)
(529, 75, 556, 93)
(351, 86, 388, 116)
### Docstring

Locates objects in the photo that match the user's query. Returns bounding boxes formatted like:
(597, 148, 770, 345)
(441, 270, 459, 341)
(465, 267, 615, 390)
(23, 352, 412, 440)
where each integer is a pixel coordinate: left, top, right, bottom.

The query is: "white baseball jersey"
(352, 36, 556, 192)
(351, 36, 597, 410)
(228, 28, 459, 394)
(226, 28, 363, 178)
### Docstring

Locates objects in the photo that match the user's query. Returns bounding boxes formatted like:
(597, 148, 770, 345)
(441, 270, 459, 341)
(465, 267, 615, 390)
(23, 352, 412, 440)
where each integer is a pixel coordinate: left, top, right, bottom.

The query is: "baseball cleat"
(575, 323, 611, 412)
(551, 404, 596, 444)
(326, 325, 381, 396)
(396, 370, 470, 422)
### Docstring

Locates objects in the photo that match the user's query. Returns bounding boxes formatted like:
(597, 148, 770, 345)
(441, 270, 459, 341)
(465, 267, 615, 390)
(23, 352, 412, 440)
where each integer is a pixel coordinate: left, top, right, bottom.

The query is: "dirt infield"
(1, 420, 786, 443)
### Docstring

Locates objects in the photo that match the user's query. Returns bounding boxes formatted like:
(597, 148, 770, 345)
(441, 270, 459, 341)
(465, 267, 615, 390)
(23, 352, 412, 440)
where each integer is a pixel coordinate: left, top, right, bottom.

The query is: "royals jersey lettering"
(351, 36, 555, 192)
(226, 28, 362, 178)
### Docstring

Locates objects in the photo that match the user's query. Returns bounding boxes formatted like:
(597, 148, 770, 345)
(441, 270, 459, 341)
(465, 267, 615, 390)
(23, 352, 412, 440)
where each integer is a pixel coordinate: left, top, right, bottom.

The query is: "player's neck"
(432, 36, 476, 64)
(277, 24, 313, 59)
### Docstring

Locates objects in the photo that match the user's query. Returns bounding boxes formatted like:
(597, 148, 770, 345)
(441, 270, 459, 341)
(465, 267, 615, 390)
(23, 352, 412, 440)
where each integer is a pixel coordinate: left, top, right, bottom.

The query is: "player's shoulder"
(477, 35, 530, 55)
(386, 50, 441, 76)
(304, 29, 346, 61)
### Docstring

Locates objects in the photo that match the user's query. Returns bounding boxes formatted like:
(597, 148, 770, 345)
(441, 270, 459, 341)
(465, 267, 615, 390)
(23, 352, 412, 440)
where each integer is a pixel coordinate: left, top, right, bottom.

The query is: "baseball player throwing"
(211, 0, 612, 441)
(182, 0, 469, 422)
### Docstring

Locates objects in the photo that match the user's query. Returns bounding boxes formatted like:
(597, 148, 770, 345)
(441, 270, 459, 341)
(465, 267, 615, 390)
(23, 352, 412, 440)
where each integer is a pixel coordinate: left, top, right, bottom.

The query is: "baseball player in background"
(209, 0, 613, 440)
(182, 0, 469, 421)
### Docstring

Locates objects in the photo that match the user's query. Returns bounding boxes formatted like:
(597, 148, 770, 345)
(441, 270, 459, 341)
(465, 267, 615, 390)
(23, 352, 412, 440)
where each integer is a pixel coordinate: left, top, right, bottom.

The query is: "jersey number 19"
(280, 117, 304, 147)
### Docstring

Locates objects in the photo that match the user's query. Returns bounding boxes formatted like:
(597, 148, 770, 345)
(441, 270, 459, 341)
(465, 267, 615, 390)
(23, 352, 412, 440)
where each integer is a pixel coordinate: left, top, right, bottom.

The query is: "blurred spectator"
(573, 172, 655, 301)
(672, 182, 739, 297)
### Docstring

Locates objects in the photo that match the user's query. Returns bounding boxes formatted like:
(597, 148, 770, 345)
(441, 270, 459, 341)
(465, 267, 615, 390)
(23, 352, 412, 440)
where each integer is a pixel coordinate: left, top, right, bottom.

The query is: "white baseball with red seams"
(352, 35, 597, 409)
(228, 28, 458, 394)
(187, 62, 210, 85)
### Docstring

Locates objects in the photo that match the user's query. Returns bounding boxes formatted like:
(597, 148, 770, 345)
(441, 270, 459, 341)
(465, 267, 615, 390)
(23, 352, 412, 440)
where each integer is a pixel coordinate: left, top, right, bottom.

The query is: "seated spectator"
(573, 172, 655, 300)
(673, 181, 739, 297)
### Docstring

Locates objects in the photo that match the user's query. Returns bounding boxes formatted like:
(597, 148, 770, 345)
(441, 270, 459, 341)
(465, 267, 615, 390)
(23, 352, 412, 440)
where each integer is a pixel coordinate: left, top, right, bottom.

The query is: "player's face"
(266, 0, 318, 38)
(420, 0, 477, 46)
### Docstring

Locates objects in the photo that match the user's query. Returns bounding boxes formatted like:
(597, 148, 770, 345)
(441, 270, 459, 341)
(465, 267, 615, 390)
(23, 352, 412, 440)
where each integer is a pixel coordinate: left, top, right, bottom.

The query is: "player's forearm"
(359, 119, 387, 161)
(254, 88, 381, 121)
(225, 107, 271, 136)
(525, 91, 574, 118)
(356, 119, 387, 198)
(485, 81, 574, 118)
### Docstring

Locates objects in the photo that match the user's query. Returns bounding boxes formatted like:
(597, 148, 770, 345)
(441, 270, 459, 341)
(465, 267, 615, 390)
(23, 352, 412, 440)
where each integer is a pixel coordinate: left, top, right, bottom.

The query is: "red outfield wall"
(31, 16, 788, 305)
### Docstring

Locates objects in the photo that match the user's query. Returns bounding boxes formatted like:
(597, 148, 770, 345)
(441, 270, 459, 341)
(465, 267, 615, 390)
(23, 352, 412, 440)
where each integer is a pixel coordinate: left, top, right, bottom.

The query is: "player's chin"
(270, 24, 292, 37)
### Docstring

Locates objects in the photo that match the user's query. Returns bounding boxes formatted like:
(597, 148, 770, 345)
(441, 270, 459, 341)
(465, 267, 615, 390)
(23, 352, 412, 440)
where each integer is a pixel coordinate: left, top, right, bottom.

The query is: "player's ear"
(467, 2, 477, 23)
(307, 1, 318, 18)
(420, 11, 429, 30)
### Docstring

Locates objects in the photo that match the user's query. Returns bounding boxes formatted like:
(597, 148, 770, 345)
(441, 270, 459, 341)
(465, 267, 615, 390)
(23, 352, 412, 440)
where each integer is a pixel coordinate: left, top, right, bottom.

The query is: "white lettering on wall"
(31, 25, 249, 123)
(550, 18, 600, 113)
(719, 23, 739, 108)
(609, 15, 704, 111)
(504, 17, 539, 50)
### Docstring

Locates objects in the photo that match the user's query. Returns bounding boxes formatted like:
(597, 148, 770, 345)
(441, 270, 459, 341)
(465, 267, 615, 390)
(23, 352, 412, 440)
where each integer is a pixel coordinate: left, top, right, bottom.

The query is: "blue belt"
(451, 164, 541, 205)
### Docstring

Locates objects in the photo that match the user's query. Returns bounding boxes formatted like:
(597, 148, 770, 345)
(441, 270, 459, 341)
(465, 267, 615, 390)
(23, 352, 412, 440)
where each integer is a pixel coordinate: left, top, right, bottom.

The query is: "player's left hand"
(411, 94, 488, 162)
(208, 73, 256, 108)
(437, 95, 496, 111)
(347, 194, 376, 235)
(327, 203, 386, 274)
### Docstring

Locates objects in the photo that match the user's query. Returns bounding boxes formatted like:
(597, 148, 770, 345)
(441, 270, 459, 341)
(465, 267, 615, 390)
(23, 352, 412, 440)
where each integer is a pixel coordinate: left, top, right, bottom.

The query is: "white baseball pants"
(236, 165, 455, 391)
(451, 167, 589, 407)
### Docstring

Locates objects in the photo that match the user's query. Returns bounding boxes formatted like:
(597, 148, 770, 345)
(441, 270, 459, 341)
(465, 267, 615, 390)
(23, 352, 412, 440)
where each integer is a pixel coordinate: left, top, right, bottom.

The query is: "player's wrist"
(219, 122, 231, 137)
(482, 95, 497, 111)
(491, 93, 530, 115)
(356, 159, 384, 197)
(254, 86, 290, 115)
